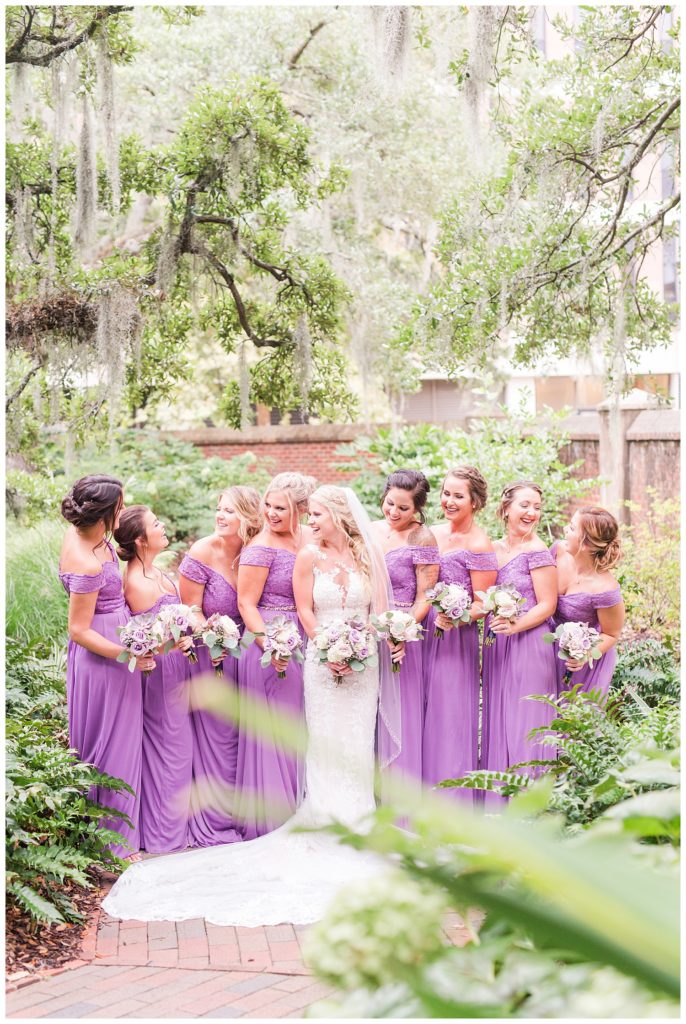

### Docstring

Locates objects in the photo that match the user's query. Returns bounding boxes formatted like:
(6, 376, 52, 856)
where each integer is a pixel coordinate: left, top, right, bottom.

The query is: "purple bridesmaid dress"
(179, 555, 244, 846)
(59, 540, 143, 858)
(423, 549, 498, 803)
(480, 548, 558, 808)
(553, 590, 622, 697)
(384, 543, 439, 782)
(137, 590, 193, 854)
(234, 545, 305, 840)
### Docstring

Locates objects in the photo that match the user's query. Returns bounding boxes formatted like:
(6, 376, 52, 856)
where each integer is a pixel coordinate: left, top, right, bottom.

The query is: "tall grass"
(6, 521, 67, 647)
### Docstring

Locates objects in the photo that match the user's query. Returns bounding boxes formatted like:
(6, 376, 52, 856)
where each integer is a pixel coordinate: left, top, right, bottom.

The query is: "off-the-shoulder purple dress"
(384, 543, 439, 781)
(480, 548, 559, 808)
(179, 555, 244, 846)
(136, 589, 193, 854)
(59, 541, 142, 858)
(551, 553, 622, 699)
(234, 545, 305, 840)
(423, 549, 498, 802)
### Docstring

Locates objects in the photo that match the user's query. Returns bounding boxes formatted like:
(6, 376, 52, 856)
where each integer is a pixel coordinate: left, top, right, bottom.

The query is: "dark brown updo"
(114, 505, 149, 563)
(442, 465, 488, 512)
(381, 469, 431, 524)
(578, 506, 622, 572)
(497, 480, 543, 522)
(61, 475, 123, 534)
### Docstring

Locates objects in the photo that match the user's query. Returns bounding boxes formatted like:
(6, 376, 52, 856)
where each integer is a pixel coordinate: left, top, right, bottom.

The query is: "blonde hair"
(497, 480, 543, 523)
(264, 472, 317, 536)
(577, 506, 622, 572)
(310, 485, 372, 582)
(220, 485, 262, 546)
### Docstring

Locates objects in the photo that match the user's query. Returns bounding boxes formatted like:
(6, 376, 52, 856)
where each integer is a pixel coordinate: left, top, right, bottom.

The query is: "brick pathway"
(6, 889, 477, 1019)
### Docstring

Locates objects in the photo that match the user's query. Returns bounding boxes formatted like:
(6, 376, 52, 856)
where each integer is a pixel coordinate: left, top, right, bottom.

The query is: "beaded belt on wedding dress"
(394, 601, 414, 608)
(261, 604, 297, 612)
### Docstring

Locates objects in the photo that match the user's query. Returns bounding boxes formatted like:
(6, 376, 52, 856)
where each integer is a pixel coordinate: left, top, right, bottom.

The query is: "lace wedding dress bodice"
(102, 556, 383, 926)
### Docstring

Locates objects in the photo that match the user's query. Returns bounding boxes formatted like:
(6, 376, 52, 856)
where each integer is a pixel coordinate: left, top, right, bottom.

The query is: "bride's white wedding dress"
(102, 560, 384, 926)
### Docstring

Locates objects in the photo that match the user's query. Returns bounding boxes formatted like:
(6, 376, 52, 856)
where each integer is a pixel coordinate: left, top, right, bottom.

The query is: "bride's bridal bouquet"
(476, 585, 526, 646)
(156, 603, 200, 662)
(425, 581, 472, 638)
(197, 613, 253, 676)
(312, 616, 378, 685)
(117, 613, 165, 676)
(543, 621, 602, 685)
(260, 615, 304, 679)
(370, 610, 423, 673)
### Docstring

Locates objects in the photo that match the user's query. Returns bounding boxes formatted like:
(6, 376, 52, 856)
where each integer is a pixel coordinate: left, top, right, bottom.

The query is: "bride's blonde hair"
(310, 485, 372, 582)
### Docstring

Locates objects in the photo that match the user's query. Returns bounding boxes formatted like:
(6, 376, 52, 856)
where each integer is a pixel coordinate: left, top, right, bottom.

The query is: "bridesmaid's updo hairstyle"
(578, 506, 622, 572)
(381, 469, 431, 524)
(497, 480, 543, 523)
(443, 465, 488, 512)
(220, 485, 262, 545)
(264, 472, 318, 534)
(114, 505, 149, 563)
(61, 474, 123, 534)
(310, 485, 372, 582)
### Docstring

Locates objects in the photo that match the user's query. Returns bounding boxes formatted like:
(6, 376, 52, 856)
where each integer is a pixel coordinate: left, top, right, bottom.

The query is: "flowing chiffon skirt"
(140, 648, 193, 854)
(423, 608, 480, 805)
(67, 607, 143, 858)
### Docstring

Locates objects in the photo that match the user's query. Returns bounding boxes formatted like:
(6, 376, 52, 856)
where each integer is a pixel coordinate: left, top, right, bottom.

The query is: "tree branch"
(287, 20, 328, 70)
(602, 7, 664, 73)
(5, 358, 44, 412)
(6, 6, 133, 66)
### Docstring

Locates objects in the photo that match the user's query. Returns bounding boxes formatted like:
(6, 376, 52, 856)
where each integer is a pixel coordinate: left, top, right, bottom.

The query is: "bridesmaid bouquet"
(476, 585, 526, 646)
(156, 603, 200, 662)
(117, 613, 165, 676)
(197, 613, 253, 677)
(312, 616, 378, 685)
(260, 615, 304, 679)
(370, 610, 424, 673)
(425, 582, 472, 638)
(543, 621, 602, 686)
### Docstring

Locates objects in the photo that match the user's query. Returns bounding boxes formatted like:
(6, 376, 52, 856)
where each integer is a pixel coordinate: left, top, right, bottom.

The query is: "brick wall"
(169, 412, 680, 516)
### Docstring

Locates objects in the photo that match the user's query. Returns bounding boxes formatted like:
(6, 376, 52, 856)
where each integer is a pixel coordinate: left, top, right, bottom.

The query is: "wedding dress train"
(102, 563, 384, 926)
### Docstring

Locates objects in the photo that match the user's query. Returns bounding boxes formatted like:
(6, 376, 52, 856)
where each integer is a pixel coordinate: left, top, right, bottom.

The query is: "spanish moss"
(238, 338, 251, 429)
(370, 6, 412, 88)
(463, 6, 499, 145)
(74, 92, 98, 255)
(293, 315, 313, 420)
(97, 34, 121, 213)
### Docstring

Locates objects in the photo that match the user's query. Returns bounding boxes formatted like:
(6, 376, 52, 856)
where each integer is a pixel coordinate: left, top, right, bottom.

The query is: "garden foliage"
(336, 410, 598, 539)
(5, 640, 132, 925)
(620, 490, 680, 649)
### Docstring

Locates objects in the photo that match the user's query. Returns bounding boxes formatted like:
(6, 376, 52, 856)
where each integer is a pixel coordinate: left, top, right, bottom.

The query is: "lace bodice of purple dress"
(136, 588, 180, 617)
(495, 549, 555, 612)
(239, 545, 297, 611)
(555, 589, 622, 630)
(439, 550, 498, 596)
(384, 545, 439, 608)
(549, 541, 621, 629)
(59, 541, 125, 613)
(179, 555, 240, 621)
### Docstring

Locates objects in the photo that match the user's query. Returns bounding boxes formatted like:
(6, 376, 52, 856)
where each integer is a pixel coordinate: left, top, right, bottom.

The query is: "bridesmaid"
(424, 466, 497, 802)
(115, 506, 194, 854)
(235, 471, 317, 839)
(552, 506, 625, 697)
(59, 475, 152, 861)
(479, 480, 559, 808)
(370, 469, 439, 783)
(179, 485, 262, 847)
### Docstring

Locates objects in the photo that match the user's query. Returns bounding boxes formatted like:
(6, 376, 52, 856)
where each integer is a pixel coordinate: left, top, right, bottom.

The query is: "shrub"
(336, 409, 599, 540)
(6, 430, 274, 545)
(6, 521, 67, 647)
(78, 430, 274, 545)
(620, 490, 680, 647)
(5, 641, 131, 925)
(6, 468, 65, 527)
(611, 638, 681, 710)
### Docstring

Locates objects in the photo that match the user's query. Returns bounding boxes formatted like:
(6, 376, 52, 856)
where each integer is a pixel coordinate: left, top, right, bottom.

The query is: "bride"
(102, 486, 401, 926)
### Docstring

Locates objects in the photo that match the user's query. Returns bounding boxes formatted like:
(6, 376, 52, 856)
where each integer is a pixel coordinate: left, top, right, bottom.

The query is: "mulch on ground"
(5, 872, 109, 978)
